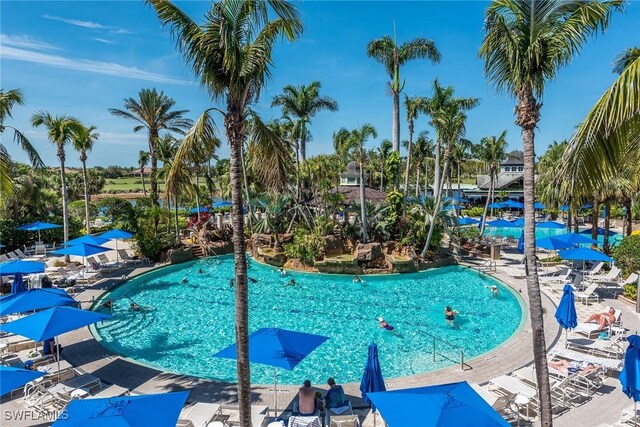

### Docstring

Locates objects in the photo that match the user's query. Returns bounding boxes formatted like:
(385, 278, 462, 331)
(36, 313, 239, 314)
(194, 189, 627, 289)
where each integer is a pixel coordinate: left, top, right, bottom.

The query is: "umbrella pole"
(116, 239, 120, 266)
(56, 336, 60, 382)
(274, 367, 278, 418)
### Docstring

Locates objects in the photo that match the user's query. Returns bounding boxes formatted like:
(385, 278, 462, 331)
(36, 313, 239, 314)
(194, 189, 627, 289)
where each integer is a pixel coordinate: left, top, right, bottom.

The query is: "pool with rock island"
(91, 255, 525, 384)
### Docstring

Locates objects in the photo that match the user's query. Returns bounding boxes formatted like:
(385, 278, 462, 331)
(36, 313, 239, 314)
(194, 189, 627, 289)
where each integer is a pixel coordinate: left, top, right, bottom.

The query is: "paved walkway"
(2, 246, 637, 427)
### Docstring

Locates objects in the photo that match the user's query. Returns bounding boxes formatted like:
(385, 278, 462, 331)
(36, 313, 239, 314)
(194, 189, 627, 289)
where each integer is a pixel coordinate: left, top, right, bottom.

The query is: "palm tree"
(477, 132, 508, 236)
(109, 88, 191, 206)
(403, 94, 428, 199)
(71, 124, 99, 233)
(366, 33, 440, 154)
(453, 138, 473, 196)
(479, 2, 623, 423)
(271, 81, 338, 161)
(612, 47, 640, 75)
(148, 1, 302, 424)
(138, 151, 150, 197)
(412, 131, 433, 197)
(376, 139, 392, 191)
(333, 124, 377, 242)
(31, 112, 82, 246)
(0, 89, 44, 204)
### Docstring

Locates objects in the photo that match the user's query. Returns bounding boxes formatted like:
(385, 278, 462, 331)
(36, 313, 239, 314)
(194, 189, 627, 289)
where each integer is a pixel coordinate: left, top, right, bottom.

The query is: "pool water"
(92, 256, 523, 384)
(484, 227, 622, 247)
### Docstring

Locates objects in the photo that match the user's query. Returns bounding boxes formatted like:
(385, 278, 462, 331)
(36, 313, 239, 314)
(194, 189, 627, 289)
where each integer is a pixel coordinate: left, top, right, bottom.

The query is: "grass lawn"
(103, 177, 165, 192)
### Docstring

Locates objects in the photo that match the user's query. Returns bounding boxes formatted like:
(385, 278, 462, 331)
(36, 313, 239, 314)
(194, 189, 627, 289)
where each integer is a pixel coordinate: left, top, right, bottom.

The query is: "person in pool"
(485, 285, 500, 296)
(102, 299, 113, 309)
(377, 317, 399, 335)
(285, 278, 297, 287)
(353, 275, 363, 283)
(197, 268, 204, 274)
(279, 267, 287, 276)
(130, 302, 142, 311)
(444, 307, 458, 324)
(181, 277, 188, 283)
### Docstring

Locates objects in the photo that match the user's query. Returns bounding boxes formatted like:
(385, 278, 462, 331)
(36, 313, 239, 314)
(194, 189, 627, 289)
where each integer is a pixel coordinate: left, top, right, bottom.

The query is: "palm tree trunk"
(433, 139, 441, 201)
(225, 110, 252, 427)
(300, 131, 307, 162)
(149, 130, 159, 206)
(379, 156, 384, 192)
(359, 149, 368, 243)
(403, 123, 413, 199)
(81, 156, 91, 234)
(58, 144, 70, 262)
(140, 165, 147, 197)
(415, 165, 421, 197)
(295, 140, 302, 203)
(624, 198, 632, 236)
(241, 146, 254, 232)
(457, 162, 461, 196)
(591, 198, 599, 247)
(424, 159, 429, 196)
(195, 171, 201, 223)
(518, 88, 552, 427)
(603, 202, 611, 253)
(479, 170, 494, 236)
(392, 91, 400, 153)
(421, 140, 453, 256)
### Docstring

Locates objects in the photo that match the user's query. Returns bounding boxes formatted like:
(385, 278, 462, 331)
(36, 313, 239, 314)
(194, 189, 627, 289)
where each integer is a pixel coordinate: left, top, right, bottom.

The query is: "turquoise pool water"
(484, 226, 622, 247)
(92, 256, 523, 384)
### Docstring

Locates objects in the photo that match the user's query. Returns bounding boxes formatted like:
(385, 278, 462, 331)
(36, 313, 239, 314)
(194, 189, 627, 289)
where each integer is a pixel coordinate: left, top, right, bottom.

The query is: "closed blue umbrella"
(517, 230, 524, 254)
(213, 327, 329, 416)
(620, 335, 640, 404)
(65, 235, 110, 246)
(0, 288, 77, 316)
(579, 227, 618, 236)
(360, 343, 386, 412)
(1, 366, 45, 396)
(559, 247, 614, 262)
(457, 217, 480, 226)
(53, 391, 189, 427)
(555, 284, 578, 347)
(537, 221, 565, 229)
(367, 381, 509, 427)
(478, 216, 483, 230)
(16, 221, 61, 242)
(10, 274, 27, 294)
(1, 306, 110, 378)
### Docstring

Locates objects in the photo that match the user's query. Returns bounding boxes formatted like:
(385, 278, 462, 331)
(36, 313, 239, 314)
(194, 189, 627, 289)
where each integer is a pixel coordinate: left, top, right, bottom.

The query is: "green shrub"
(461, 207, 484, 217)
(458, 227, 480, 244)
(623, 282, 637, 301)
(284, 227, 324, 265)
(612, 235, 640, 277)
(132, 230, 174, 261)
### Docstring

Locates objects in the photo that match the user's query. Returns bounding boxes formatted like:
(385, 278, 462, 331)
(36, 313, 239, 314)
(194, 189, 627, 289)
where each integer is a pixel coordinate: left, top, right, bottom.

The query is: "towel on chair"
(329, 404, 350, 415)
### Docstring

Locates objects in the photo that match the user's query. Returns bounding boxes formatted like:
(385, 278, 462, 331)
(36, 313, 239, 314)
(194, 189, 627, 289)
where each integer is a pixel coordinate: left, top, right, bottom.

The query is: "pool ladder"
(478, 260, 497, 275)
(431, 334, 467, 371)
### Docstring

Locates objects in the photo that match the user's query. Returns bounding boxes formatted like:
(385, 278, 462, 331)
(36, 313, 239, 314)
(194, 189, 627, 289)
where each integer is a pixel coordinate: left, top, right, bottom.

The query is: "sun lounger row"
(549, 347, 624, 371)
(177, 403, 269, 427)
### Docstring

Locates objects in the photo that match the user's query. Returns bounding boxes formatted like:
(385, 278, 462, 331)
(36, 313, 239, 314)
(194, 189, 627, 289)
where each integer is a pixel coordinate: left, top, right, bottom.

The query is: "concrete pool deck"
(1, 247, 637, 426)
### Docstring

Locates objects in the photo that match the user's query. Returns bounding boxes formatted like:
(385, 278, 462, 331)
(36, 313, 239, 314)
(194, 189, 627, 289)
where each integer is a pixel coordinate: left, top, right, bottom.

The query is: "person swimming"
(181, 277, 188, 283)
(130, 302, 142, 311)
(284, 278, 297, 287)
(377, 317, 399, 335)
(485, 285, 499, 296)
(197, 268, 204, 274)
(444, 307, 458, 324)
(279, 267, 287, 276)
(353, 275, 362, 283)
(102, 299, 113, 309)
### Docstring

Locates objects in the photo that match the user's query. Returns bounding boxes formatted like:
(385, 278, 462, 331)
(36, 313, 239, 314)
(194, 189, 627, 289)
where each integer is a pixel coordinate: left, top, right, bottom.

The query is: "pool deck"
(2, 246, 638, 427)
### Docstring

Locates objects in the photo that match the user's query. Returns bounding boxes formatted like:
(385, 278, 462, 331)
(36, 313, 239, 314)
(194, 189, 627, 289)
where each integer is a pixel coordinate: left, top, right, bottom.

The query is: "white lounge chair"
(588, 266, 621, 283)
(540, 269, 572, 285)
(117, 249, 140, 265)
(549, 347, 624, 371)
(0, 254, 9, 261)
(469, 383, 520, 424)
(329, 415, 361, 427)
(97, 253, 119, 268)
(6, 251, 19, 260)
(619, 403, 640, 426)
(575, 282, 599, 305)
(582, 262, 604, 277)
(176, 403, 221, 427)
(14, 248, 27, 258)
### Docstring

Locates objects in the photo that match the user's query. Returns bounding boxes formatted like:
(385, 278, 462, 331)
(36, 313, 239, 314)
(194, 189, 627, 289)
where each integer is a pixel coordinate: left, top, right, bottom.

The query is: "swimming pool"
(92, 256, 524, 384)
(484, 226, 622, 247)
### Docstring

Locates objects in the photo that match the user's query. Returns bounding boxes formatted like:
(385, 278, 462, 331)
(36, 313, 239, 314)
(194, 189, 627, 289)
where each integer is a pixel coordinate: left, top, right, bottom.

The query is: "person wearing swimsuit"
(444, 307, 458, 325)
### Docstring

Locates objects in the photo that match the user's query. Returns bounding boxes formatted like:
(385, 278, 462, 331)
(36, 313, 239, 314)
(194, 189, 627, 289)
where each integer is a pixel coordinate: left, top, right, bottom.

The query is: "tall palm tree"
(333, 124, 377, 242)
(366, 33, 441, 154)
(271, 81, 338, 161)
(0, 89, 44, 204)
(612, 47, 640, 75)
(412, 131, 434, 197)
(477, 132, 508, 236)
(148, 1, 302, 424)
(479, 2, 623, 423)
(376, 139, 392, 191)
(453, 137, 473, 196)
(31, 112, 82, 246)
(71, 124, 99, 233)
(109, 88, 191, 206)
(403, 94, 428, 199)
(138, 150, 150, 197)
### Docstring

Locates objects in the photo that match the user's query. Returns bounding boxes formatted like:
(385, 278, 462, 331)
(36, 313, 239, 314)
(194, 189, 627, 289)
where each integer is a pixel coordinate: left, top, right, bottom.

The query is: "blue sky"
(2, 1, 639, 168)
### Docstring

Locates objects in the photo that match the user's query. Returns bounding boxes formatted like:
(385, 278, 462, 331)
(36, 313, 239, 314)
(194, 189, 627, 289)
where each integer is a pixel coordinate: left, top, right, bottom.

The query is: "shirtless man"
(585, 307, 616, 328)
(297, 380, 317, 415)
(549, 359, 600, 376)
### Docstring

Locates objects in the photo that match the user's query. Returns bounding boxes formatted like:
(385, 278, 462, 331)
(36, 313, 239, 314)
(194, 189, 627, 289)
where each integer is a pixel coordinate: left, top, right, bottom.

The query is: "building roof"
(477, 173, 524, 190)
(127, 167, 152, 175)
(502, 150, 524, 165)
(339, 161, 360, 178)
(333, 185, 387, 205)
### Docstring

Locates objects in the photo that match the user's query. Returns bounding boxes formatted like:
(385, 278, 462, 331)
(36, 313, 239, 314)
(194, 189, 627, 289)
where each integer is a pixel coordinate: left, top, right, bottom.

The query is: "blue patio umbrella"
(536, 236, 574, 251)
(0, 366, 45, 396)
(189, 206, 209, 214)
(534, 202, 545, 210)
(478, 216, 483, 230)
(52, 243, 111, 273)
(65, 235, 111, 247)
(560, 205, 570, 212)
(367, 381, 509, 427)
(1, 306, 110, 379)
(488, 202, 505, 209)
(559, 247, 614, 262)
(16, 221, 61, 241)
(517, 230, 524, 254)
(0, 288, 77, 316)
(213, 327, 329, 416)
(360, 343, 386, 415)
(537, 221, 565, 229)
(579, 227, 618, 236)
(510, 218, 525, 227)
(212, 199, 232, 209)
(582, 203, 593, 210)
(457, 217, 480, 226)
(100, 229, 134, 265)
(555, 284, 578, 347)
(0, 260, 46, 276)
(53, 390, 190, 427)
(501, 199, 524, 209)
(486, 219, 518, 228)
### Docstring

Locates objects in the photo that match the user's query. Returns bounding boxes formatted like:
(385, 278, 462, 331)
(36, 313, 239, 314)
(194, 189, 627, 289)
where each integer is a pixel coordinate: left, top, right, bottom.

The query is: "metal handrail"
(431, 333, 466, 370)
(477, 259, 497, 274)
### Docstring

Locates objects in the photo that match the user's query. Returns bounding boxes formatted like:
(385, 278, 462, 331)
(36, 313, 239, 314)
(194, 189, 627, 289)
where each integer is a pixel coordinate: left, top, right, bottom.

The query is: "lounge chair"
(67, 263, 100, 282)
(14, 248, 27, 258)
(549, 273, 583, 294)
(288, 415, 322, 427)
(6, 251, 19, 259)
(567, 334, 625, 360)
(582, 262, 605, 277)
(0, 254, 8, 261)
(575, 282, 600, 305)
(574, 306, 622, 339)
(469, 383, 520, 424)
(34, 244, 47, 258)
(176, 402, 221, 427)
(539, 269, 572, 285)
(588, 266, 621, 283)
(117, 249, 140, 265)
(619, 404, 639, 426)
(329, 415, 361, 427)
(598, 272, 638, 296)
(97, 253, 119, 268)
(548, 347, 624, 371)
(88, 256, 117, 272)
(326, 401, 354, 425)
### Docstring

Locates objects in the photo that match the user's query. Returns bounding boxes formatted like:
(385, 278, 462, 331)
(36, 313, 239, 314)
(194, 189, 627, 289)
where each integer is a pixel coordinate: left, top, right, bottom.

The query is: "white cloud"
(0, 34, 60, 51)
(43, 14, 108, 29)
(1, 46, 193, 86)
(93, 38, 116, 45)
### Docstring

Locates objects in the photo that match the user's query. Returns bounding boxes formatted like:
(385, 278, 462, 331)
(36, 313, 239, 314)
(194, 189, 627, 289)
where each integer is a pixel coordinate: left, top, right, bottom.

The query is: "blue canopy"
(579, 227, 618, 236)
(10, 274, 27, 294)
(559, 248, 614, 262)
(534, 202, 545, 210)
(360, 342, 386, 410)
(100, 229, 134, 240)
(0, 288, 77, 316)
(510, 218, 525, 227)
(189, 206, 209, 214)
(538, 233, 598, 249)
(16, 221, 61, 232)
(212, 199, 232, 208)
(536, 236, 575, 250)
(53, 391, 189, 427)
(620, 335, 640, 402)
(486, 219, 518, 228)
(367, 381, 509, 427)
(213, 327, 329, 371)
(52, 243, 111, 258)
(0, 306, 110, 341)
(537, 221, 565, 229)
(501, 199, 524, 209)
(0, 260, 46, 276)
(555, 285, 578, 330)
(65, 235, 111, 246)
(457, 217, 480, 226)
(582, 203, 593, 209)
(517, 230, 524, 254)
(488, 202, 505, 209)
(560, 205, 570, 212)
(1, 366, 45, 396)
